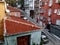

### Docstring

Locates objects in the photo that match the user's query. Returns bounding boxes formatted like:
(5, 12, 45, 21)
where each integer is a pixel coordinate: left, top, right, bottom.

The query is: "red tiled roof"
(7, 6, 20, 12)
(5, 16, 41, 35)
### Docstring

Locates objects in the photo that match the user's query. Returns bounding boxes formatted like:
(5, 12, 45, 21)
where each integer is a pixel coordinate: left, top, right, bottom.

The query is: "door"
(17, 35, 30, 45)
(30, 10, 34, 19)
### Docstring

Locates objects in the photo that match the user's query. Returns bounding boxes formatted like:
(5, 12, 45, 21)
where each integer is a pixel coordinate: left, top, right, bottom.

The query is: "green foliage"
(32, 42, 35, 45)
(5, 0, 24, 7)
(5, 0, 16, 7)
(40, 38, 43, 45)
(5, 0, 16, 4)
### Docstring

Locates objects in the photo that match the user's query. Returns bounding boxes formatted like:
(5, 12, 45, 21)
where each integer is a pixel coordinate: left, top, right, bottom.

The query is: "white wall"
(4, 30, 41, 45)
(30, 31, 41, 45)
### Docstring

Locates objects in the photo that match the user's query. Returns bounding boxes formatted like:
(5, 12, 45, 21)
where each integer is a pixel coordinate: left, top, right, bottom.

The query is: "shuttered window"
(48, 9, 52, 16)
(57, 9, 60, 15)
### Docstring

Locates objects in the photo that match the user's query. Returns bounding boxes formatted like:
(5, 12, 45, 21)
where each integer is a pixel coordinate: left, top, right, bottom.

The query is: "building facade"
(40, 0, 60, 25)
(24, 0, 34, 18)
(0, 0, 6, 41)
(6, 6, 21, 17)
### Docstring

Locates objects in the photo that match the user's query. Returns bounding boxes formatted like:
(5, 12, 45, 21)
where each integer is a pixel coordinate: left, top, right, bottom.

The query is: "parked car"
(41, 32, 49, 44)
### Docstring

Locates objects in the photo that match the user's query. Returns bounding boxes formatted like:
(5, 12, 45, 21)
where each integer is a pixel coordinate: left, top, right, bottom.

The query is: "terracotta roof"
(7, 6, 20, 12)
(5, 16, 41, 35)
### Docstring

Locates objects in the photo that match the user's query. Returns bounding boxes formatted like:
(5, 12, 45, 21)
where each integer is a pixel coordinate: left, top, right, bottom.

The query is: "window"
(40, 16, 43, 20)
(57, 9, 60, 15)
(15, 13, 18, 17)
(45, 2, 47, 5)
(48, 9, 52, 16)
(54, 9, 57, 13)
(49, 0, 53, 7)
(48, 21, 51, 24)
(29, 4, 33, 7)
(40, 8, 45, 13)
(40, 0, 41, 1)
(40, 1, 45, 6)
(56, 0, 58, 3)
(56, 0, 60, 3)
(56, 20, 60, 25)
(45, 0, 48, 5)
(48, 17, 51, 21)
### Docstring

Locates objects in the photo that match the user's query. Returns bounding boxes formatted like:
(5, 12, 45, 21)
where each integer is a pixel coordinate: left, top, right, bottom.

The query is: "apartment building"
(40, 0, 60, 25)
(34, 0, 40, 17)
(24, 0, 34, 18)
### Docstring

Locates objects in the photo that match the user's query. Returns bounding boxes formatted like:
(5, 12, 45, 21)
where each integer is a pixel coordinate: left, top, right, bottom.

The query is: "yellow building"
(0, 1, 6, 40)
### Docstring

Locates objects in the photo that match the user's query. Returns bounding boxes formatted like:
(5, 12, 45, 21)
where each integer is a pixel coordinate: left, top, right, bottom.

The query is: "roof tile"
(5, 16, 41, 35)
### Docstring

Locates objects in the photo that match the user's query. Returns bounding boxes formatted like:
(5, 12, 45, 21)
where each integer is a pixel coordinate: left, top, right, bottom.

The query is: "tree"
(5, 0, 16, 7)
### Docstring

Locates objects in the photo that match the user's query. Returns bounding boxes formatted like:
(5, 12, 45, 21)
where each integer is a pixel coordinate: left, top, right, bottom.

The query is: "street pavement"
(43, 41, 54, 45)
(42, 29, 60, 45)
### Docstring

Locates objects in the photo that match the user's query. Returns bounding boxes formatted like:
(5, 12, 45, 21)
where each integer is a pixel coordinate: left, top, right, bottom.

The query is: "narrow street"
(42, 29, 60, 45)
(43, 41, 54, 45)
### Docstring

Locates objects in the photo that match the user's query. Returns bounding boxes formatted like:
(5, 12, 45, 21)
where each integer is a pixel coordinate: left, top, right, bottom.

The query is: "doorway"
(17, 35, 30, 45)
